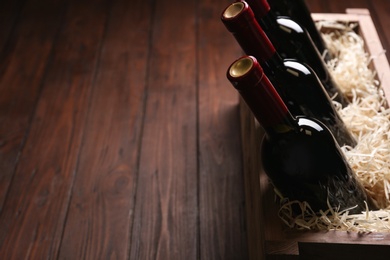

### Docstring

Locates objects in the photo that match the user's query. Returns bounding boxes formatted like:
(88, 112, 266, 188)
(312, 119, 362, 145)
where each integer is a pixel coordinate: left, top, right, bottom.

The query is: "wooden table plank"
(0, 0, 27, 58)
(0, 0, 109, 258)
(0, 0, 389, 259)
(197, 0, 248, 259)
(305, 0, 332, 13)
(57, 0, 153, 258)
(129, 0, 199, 259)
(0, 0, 66, 210)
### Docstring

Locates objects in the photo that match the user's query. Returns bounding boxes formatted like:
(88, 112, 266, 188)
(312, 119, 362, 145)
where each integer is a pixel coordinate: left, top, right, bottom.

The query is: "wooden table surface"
(1, 0, 389, 259)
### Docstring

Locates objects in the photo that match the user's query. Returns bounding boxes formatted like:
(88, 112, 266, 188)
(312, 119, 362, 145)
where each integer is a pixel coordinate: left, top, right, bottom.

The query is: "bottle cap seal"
(221, 1, 276, 60)
(227, 56, 289, 127)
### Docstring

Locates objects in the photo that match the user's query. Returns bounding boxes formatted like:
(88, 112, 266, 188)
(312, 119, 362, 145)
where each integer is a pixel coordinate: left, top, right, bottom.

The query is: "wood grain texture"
(0, 0, 390, 259)
(197, 0, 248, 259)
(0, 0, 108, 258)
(57, 0, 153, 258)
(0, 0, 66, 210)
(240, 101, 266, 260)
(129, 0, 199, 259)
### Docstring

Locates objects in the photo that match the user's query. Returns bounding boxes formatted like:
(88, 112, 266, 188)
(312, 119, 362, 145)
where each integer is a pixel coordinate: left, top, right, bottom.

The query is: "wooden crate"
(240, 9, 390, 260)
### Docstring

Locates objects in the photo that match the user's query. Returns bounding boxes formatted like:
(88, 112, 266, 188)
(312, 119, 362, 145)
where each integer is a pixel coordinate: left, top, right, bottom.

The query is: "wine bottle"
(226, 55, 377, 214)
(242, 0, 348, 106)
(267, 0, 333, 61)
(221, 1, 356, 147)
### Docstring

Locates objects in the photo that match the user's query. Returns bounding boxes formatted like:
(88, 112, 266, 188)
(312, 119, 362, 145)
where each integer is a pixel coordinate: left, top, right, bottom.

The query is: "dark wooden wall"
(0, 0, 389, 259)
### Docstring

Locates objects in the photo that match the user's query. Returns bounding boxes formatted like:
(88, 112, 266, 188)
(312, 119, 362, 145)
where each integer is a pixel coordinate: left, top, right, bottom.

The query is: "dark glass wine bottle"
(267, 0, 333, 62)
(242, 0, 348, 106)
(226, 55, 377, 214)
(221, 1, 356, 147)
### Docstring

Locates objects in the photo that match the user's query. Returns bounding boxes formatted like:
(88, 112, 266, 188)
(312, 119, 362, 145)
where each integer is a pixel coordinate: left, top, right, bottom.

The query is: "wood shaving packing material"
(278, 21, 390, 232)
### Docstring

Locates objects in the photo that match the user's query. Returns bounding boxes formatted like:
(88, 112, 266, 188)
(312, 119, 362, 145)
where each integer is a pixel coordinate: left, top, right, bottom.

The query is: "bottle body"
(267, 0, 333, 61)
(226, 56, 377, 214)
(261, 117, 368, 214)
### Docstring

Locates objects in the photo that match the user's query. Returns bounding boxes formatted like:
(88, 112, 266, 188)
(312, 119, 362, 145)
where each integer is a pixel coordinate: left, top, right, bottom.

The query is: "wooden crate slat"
(241, 9, 390, 259)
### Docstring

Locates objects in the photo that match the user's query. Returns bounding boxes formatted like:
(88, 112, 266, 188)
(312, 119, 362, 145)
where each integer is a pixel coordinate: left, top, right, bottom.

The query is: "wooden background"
(0, 0, 389, 259)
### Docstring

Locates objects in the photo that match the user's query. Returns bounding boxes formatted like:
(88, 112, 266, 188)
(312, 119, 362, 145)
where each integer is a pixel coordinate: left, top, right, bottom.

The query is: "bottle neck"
(222, 1, 284, 67)
(245, 0, 278, 30)
(263, 52, 284, 73)
(268, 0, 330, 57)
(227, 56, 297, 138)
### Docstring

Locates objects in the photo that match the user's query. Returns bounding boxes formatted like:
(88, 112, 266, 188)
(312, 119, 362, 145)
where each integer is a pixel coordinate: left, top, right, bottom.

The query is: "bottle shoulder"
(276, 16, 305, 34)
(278, 59, 337, 105)
(272, 16, 328, 79)
(291, 116, 335, 141)
(262, 116, 341, 178)
(278, 59, 327, 99)
(282, 59, 312, 76)
(264, 116, 336, 149)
